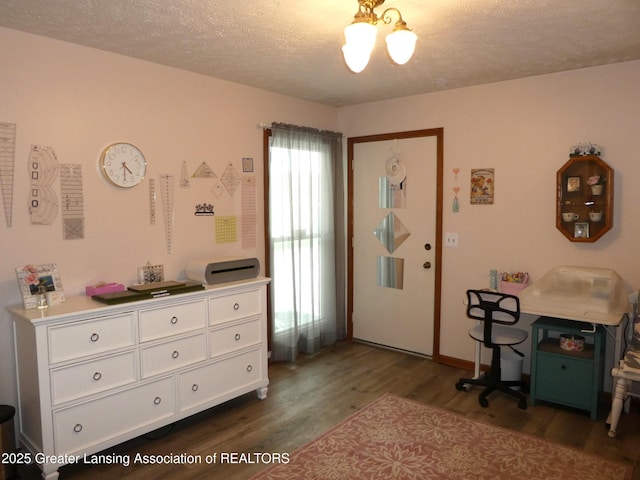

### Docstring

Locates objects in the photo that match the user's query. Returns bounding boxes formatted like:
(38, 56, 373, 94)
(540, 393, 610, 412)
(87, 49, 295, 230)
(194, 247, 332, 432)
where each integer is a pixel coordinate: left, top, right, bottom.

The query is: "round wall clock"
(99, 142, 147, 188)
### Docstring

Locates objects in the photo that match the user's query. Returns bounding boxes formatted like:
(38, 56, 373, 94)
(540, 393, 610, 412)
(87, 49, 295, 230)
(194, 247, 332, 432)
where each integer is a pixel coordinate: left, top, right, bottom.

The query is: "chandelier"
(342, 0, 417, 73)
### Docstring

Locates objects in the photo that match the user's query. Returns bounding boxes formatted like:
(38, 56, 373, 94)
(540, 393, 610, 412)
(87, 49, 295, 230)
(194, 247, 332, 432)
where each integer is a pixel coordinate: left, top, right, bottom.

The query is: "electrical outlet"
(445, 233, 459, 247)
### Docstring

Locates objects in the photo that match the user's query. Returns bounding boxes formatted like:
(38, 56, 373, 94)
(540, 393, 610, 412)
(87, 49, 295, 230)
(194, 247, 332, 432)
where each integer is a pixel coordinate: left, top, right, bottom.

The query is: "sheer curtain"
(268, 123, 345, 362)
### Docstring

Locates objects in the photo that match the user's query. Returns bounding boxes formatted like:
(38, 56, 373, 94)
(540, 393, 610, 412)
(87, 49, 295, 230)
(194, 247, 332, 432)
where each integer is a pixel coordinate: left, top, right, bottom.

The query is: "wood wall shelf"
(556, 155, 613, 243)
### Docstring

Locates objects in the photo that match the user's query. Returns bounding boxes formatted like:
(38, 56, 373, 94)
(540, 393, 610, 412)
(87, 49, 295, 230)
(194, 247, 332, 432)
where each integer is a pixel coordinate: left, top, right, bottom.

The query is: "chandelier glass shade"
(342, 1, 417, 73)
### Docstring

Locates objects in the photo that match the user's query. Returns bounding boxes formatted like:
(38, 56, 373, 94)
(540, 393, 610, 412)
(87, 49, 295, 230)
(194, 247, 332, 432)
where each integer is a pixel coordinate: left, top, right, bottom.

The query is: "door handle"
(423, 261, 431, 269)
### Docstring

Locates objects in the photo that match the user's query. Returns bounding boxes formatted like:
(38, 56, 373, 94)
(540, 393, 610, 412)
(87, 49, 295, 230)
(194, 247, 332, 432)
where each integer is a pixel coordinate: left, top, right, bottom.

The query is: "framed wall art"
(566, 176, 581, 193)
(470, 168, 494, 205)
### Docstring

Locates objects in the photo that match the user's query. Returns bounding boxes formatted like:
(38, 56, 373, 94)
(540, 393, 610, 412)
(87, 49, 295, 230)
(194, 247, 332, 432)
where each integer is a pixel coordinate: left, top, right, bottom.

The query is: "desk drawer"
(534, 353, 593, 409)
(51, 351, 137, 405)
(49, 313, 136, 364)
(209, 289, 261, 325)
(139, 299, 206, 342)
(140, 334, 206, 378)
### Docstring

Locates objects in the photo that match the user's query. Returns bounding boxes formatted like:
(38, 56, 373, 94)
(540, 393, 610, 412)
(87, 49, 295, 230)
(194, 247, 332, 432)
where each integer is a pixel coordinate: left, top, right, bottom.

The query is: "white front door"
(351, 133, 440, 356)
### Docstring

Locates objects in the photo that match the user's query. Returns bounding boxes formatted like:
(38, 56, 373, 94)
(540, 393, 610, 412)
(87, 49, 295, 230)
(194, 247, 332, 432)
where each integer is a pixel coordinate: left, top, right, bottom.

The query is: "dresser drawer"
(51, 351, 137, 405)
(209, 318, 261, 357)
(140, 333, 206, 378)
(534, 353, 594, 409)
(139, 299, 206, 342)
(53, 377, 174, 455)
(178, 348, 263, 412)
(49, 313, 136, 364)
(209, 289, 261, 325)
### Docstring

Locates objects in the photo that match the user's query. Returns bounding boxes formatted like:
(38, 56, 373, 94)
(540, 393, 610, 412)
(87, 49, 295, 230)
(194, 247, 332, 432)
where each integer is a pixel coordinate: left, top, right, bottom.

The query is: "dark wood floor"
(17, 341, 640, 479)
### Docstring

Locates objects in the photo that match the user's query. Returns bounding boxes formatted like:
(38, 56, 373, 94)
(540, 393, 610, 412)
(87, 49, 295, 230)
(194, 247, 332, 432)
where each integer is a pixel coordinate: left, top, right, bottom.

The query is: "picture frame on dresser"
(15, 263, 65, 309)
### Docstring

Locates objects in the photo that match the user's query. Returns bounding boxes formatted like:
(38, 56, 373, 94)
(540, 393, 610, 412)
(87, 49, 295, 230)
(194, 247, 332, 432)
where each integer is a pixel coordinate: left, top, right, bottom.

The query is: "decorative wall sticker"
(192, 161, 217, 178)
(29, 145, 59, 225)
(470, 168, 494, 205)
(220, 162, 241, 197)
(215, 215, 237, 243)
(180, 161, 190, 187)
(452, 187, 460, 212)
(241, 176, 257, 249)
(453, 168, 460, 180)
(0, 122, 16, 227)
(148, 178, 156, 225)
(60, 164, 84, 240)
(211, 180, 225, 199)
(159, 174, 175, 254)
(194, 203, 214, 216)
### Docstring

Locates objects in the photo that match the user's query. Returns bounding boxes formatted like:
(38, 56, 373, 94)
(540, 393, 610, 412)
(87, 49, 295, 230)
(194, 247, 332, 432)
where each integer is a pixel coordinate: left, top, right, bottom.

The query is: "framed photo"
(470, 168, 494, 205)
(574, 222, 589, 239)
(15, 263, 65, 309)
(242, 157, 254, 173)
(567, 176, 581, 193)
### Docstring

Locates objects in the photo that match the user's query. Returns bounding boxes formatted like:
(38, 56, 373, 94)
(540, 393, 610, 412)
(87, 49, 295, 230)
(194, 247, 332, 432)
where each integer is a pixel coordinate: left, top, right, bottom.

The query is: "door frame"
(347, 128, 444, 362)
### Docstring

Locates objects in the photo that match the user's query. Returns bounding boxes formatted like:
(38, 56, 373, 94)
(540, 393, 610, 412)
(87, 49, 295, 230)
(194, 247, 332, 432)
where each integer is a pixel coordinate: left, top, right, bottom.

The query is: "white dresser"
(8, 278, 270, 480)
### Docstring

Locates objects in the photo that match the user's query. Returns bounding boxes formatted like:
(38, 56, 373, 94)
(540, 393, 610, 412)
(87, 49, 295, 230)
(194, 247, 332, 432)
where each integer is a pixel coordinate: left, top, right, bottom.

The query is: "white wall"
(338, 60, 640, 369)
(0, 27, 338, 409)
(2, 27, 639, 412)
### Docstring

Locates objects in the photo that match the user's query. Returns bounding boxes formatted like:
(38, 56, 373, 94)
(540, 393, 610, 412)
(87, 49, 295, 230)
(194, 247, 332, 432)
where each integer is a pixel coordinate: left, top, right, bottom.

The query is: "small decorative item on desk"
(15, 263, 65, 309)
(36, 285, 48, 310)
(500, 272, 530, 296)
(559, 334, 585, 352)
(85, 282, 126, 297)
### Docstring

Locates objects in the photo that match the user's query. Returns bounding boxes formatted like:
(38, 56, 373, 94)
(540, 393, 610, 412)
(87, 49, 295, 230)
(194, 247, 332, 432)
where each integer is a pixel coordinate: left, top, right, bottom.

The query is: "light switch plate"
(445, 233, 459, 247)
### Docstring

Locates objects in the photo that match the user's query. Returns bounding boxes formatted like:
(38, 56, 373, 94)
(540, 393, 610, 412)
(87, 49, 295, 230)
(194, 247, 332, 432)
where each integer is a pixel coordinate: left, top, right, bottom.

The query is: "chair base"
(456, 375, 529, 409)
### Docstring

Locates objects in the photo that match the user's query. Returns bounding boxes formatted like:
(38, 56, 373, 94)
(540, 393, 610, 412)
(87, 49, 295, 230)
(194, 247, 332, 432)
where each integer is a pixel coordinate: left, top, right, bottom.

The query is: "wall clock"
(99, 142, 147, 188)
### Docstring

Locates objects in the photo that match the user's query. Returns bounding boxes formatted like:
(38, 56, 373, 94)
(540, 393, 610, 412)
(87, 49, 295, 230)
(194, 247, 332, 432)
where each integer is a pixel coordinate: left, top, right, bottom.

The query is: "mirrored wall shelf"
(556, 155, 613, 243)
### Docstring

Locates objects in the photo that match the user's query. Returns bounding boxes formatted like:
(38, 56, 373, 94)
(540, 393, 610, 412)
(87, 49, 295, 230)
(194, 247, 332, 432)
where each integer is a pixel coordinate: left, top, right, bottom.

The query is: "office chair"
(455, 289, 529, 409)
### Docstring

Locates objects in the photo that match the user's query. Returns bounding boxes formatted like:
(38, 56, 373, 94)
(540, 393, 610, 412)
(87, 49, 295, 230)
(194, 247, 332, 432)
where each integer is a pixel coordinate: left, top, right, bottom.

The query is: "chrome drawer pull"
(170, 316, 178, 325)
(246, 364, 253, 372)
(172, 350, 180, 359)
(90, 333, 99, 342)
(93, 372, 102, 381)
(192, 384, 199, 392)
(234, 333, 241, 341)
(73, 424, 83, 433)
(233, 303, 240, 311)
(153, 396, 162, 405)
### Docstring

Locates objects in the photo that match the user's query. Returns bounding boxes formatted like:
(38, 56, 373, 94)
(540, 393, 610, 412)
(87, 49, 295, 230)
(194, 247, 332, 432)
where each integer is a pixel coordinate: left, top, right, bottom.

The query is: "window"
(266, 124, 344, 361)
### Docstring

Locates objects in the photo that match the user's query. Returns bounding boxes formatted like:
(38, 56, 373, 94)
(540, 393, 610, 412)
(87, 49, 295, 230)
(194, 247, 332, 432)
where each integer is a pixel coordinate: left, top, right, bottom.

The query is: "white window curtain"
(268, 123, 345, 362)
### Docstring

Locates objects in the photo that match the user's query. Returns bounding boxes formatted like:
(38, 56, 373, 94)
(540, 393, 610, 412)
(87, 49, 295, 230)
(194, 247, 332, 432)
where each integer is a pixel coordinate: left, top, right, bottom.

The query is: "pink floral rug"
(251, 393, 631, 480)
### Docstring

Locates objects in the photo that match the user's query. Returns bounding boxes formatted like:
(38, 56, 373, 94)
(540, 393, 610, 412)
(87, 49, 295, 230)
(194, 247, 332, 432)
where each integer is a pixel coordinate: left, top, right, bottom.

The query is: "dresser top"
(7, 277, 269, 325)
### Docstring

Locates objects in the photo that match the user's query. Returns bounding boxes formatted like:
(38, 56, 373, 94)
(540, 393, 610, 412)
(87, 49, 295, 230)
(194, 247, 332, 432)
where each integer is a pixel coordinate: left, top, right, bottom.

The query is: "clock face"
(100, 142, 147, 188)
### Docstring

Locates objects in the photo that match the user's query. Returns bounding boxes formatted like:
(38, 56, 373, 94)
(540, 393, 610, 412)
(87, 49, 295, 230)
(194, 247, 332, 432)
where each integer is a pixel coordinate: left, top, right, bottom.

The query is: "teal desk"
(530, 316, 605, 420)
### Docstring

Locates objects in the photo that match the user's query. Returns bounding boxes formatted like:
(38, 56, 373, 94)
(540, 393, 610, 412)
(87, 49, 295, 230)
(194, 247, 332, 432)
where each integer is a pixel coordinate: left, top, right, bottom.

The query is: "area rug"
(250, 393, 631, 480)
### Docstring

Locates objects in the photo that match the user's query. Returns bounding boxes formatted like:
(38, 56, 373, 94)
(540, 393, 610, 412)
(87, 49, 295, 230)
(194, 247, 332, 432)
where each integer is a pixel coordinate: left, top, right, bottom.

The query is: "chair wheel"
(479, 397, 489, 408)
(518, 399, 527, 409)
(455, 382, 466, 391)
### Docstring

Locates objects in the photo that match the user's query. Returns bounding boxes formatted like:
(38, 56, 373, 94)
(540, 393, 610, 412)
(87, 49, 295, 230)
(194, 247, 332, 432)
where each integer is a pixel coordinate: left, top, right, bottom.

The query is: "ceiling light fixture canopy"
(342, 0, 417, 73)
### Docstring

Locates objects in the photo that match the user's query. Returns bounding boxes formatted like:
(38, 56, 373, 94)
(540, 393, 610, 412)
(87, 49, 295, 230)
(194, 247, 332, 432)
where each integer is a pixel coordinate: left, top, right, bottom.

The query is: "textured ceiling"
(1, 0, 639, 107)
